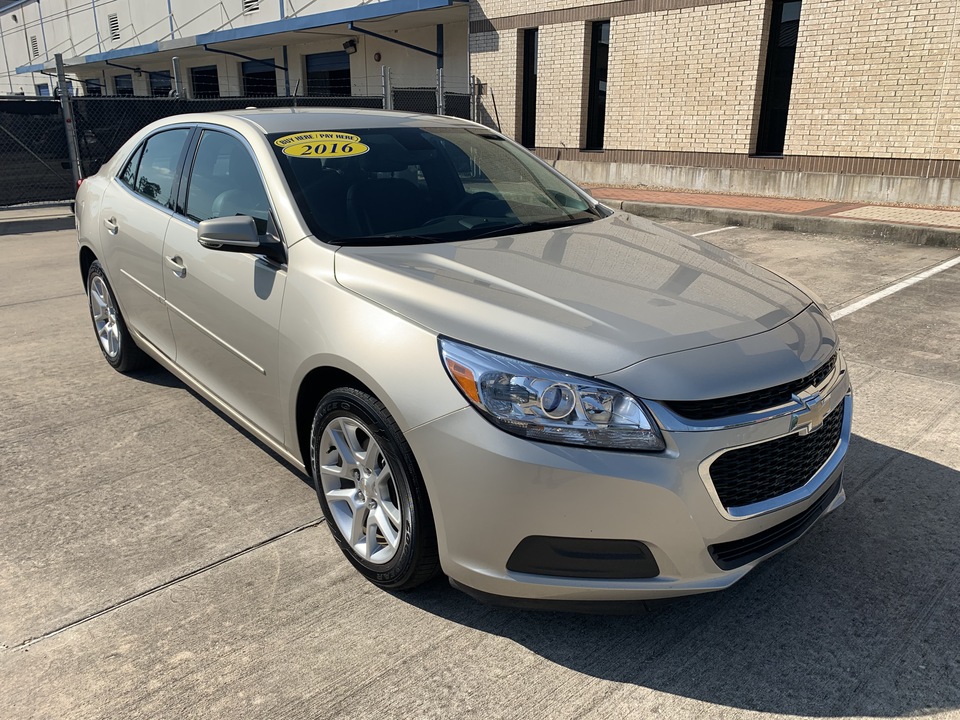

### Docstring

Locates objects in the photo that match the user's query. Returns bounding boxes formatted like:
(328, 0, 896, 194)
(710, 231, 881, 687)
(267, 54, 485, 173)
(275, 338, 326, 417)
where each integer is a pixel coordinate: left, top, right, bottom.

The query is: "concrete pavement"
(1, 214, 959, 719)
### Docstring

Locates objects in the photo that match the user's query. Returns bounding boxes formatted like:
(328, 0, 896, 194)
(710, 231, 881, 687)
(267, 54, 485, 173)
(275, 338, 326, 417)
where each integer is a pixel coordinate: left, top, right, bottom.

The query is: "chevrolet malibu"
(75, 109, 851, 609)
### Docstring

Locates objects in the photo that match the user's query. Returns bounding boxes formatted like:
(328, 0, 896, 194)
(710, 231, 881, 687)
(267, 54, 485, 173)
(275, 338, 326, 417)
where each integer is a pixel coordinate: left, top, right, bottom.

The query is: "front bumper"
(405, 372, 851, 605)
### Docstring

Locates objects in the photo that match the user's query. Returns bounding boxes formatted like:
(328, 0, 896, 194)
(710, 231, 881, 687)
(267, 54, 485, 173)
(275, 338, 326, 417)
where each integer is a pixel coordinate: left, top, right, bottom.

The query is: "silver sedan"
(75, 109, 851, 609)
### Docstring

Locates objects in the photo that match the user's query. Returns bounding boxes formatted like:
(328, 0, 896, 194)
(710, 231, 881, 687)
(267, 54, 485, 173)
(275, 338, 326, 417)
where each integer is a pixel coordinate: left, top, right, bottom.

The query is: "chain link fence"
(1, 72, 479, 207)
(443, 92, 471, 120)
(73, 95, 385, 177)
(0, 98, 74, 207)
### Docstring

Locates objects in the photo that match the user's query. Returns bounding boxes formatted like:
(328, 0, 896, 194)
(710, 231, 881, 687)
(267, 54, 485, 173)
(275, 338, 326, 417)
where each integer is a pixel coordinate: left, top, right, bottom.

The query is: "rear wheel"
(310, 387, 440, 590)
(86, 260, 150, 372)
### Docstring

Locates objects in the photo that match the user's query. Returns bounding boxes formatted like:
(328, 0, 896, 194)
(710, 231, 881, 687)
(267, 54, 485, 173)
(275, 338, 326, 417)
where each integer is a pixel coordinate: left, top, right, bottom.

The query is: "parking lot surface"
(1, 214, 959, 719)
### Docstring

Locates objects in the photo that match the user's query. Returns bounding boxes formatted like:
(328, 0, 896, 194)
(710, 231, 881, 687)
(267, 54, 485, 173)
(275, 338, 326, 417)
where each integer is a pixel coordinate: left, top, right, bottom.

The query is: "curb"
(0, 215, 75, 235)
(596, 199, 960, 248)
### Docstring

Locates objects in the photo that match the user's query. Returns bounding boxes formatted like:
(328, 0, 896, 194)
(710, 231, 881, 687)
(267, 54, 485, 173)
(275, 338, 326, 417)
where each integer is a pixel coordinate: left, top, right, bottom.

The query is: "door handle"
(103, 216, 118, 234)
(165, 255, 187, 279)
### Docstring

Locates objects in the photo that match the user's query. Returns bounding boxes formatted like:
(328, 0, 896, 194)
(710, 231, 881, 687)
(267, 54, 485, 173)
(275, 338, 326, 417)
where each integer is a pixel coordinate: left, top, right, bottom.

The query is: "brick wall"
(471, 0, 623, 21)
(471, 29, 519, 134)
(535, 23, 590, 147)
(468, 0, 960, 176)
(787, 0, 960, 160)
(605, 1, 765, 153)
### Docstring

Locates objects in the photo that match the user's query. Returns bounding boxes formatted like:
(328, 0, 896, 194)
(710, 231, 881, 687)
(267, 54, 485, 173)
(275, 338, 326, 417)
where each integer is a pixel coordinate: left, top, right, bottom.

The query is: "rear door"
(98, 127, 192, 360)
(161, 128, 287, 442)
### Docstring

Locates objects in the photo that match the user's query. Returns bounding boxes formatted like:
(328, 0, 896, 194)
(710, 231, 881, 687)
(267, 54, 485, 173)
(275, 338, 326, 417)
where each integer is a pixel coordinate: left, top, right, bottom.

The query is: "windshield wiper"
(466, 216, 597, 241)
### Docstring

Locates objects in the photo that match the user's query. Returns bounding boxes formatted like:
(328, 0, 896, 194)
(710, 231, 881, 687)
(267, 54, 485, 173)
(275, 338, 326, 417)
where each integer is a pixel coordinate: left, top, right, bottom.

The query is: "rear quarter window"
(132, 128, 190, 209)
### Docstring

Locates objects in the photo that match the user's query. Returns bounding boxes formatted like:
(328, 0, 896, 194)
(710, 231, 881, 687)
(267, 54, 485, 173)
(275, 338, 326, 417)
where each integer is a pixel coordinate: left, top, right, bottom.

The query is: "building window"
(190, 65, 220, 98)
(108, 13, 120, 42)
(30, 35, 39, 58)
(242, 59, 277, 97)
(242, 0, 260, 14)
(520, 28, 538, 149)
(113, 74, 134, 96)
(755, 0, 802, 156)
(304, 52, 351, 96)
(35, 83, 49, 97)
(584, 20, 610, 150)
(149, 71, 172, 97)
(84, 79, 103, 96)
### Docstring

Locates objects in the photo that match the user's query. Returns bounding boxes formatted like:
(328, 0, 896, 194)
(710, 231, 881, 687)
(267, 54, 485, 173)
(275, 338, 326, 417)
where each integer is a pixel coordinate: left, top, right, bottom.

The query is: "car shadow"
(393, 435, 960, 717)
(131, 364, 316, 490)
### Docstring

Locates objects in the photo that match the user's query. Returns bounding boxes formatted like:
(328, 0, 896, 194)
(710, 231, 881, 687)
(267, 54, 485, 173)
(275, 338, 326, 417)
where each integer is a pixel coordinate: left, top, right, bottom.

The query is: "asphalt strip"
(830, 254, 960, 320)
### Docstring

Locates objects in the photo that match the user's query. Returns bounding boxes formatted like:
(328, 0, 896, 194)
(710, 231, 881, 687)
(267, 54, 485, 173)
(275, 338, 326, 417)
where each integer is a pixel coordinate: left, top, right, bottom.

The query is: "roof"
(204, 107, 480, 134)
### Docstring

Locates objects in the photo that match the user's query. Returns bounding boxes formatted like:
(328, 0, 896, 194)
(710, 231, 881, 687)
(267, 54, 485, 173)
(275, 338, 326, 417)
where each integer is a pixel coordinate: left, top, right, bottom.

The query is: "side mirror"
(197, 215, 285, 264)
(198, 215, 260, 249)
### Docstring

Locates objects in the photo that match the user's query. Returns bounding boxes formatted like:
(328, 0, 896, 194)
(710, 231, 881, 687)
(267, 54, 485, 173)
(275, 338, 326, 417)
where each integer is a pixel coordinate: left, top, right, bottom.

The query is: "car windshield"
(269, 125, 606, 244)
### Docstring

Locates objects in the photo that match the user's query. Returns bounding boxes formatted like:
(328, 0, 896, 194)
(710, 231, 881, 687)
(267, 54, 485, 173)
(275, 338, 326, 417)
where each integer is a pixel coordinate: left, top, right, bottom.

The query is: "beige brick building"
(469, 0, 960, 206)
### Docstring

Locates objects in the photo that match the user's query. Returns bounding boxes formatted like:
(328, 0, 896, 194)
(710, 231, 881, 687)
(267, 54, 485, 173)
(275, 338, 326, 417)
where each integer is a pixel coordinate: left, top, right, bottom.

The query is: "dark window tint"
(114, 74, 134, 96)
(585, 21, 610, 150)
(133, 129, 190, 208)
(149, 70, 172, 97)
(84, 79, 104, 96)
(520, 28, 538, 148)
(242, 59, 277, 97)
(191, 65, 220, 98)
(119, 145, 143, 188)
(305, 52, 351, 96)
(271, 126, 596, 243)
(185, 131, 270, 232)
(756, 0, 802, 155)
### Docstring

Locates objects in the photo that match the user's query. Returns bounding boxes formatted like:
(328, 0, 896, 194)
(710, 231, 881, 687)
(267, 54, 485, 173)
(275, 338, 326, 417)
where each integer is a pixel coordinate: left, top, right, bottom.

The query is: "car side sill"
(129, 327, 307, 474)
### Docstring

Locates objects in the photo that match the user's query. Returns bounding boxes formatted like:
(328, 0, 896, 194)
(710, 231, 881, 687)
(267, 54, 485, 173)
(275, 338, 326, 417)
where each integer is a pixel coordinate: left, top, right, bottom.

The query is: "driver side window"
(185, 131, 270, 233)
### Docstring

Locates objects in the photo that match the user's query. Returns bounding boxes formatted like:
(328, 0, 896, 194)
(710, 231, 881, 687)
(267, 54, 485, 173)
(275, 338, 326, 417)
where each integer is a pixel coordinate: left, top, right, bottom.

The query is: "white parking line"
(693, 225, 739, 237)
(830, 254, 960, 321)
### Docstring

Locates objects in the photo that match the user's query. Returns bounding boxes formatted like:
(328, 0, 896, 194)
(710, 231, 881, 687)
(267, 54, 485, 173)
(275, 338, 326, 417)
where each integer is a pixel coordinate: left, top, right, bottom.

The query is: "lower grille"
(709, 476, 841, 570)
(709, 402, 845, 509)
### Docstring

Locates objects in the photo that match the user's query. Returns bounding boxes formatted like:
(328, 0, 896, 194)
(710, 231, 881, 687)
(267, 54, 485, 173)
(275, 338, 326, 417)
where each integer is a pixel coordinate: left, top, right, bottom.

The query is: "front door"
(161, 129, 287, 441)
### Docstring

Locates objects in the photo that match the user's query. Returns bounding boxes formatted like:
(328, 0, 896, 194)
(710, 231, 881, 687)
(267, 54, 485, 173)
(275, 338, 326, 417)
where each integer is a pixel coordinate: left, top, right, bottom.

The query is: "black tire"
(85, 260, 151, 373)
(310, 387, 440, 590)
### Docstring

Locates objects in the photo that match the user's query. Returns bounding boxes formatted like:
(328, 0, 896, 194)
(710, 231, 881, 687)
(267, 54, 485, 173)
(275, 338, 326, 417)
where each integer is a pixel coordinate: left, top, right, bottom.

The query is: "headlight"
(439, 338, 665, 452)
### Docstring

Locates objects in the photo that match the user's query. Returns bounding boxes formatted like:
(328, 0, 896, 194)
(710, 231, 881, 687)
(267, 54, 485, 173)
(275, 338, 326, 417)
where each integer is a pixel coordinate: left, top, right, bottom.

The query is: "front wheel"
(86, 260, 150, 373)
(310, 388, 440, 590)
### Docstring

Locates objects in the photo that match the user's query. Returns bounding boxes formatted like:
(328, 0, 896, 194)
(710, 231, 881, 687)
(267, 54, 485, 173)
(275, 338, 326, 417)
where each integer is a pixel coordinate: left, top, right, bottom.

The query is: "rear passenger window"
(185, 131, 270, 233)
(133, 129, 189, 209)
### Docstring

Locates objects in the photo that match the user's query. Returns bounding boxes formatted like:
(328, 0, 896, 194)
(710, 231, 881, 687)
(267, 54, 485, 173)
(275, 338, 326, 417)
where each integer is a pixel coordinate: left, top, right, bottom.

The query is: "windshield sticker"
(274, 131, 370, 159)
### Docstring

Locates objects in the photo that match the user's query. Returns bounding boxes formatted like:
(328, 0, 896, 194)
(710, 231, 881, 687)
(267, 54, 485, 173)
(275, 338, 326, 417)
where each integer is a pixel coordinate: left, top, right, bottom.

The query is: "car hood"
(333, 212, 812, 376)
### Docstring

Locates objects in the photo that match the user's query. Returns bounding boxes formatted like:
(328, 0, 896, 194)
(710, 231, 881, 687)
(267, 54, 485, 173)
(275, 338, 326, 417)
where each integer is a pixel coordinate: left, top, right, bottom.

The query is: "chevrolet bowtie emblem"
(790, 391, 829, 435)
